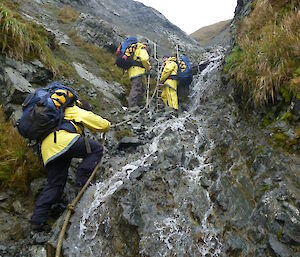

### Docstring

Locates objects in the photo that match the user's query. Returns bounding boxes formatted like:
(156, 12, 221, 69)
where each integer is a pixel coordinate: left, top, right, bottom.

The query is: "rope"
(55, 54, 164, 256)
(55, 134, 106, 257)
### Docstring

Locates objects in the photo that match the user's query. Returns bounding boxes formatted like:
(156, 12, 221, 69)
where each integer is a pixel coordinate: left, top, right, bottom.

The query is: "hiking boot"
(49, 203, 66, 219)
(30, 222, 51, 233)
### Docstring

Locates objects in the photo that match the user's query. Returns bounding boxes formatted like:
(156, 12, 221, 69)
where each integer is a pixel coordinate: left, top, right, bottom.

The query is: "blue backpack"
(16, 82, 78, 142)
(120, 36, 138, 55)
(177, 55, 193, 86)
(115, 36, 139, 70)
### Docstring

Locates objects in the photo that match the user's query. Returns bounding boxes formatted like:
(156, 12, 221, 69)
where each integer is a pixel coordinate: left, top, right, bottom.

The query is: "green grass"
(114, 127, 133, 141)
(0, 3, 80, 76)
(225, 0, 300, 107)
(0, 108, 43, 193)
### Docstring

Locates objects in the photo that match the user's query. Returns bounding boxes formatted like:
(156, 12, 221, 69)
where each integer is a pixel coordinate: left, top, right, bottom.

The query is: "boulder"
(118, 136, 142, 150)
(30, 178, 48, 198)
(4, 57, 53, 86)
(76, 13, 125, 52)
(3, 67, 34, 104)
(269, 234, 292, 257)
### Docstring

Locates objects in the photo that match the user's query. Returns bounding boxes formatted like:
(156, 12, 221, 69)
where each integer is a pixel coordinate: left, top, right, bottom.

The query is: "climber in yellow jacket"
(127, 42, 151, 108)
(31, 101, 110, 231)
(160, 56, 178, 110)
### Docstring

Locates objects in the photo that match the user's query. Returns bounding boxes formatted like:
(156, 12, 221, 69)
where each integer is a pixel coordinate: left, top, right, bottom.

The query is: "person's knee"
(90, 140, 103, 158)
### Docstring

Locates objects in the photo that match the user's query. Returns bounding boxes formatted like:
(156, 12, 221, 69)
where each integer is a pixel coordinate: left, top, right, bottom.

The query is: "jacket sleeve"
(65, 106, 111, 133)
(160, 61, 176, 83)
(140, 49, 151, 72)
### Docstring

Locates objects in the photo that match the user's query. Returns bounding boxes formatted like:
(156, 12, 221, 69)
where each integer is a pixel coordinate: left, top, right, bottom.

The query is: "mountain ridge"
(190, 19, 232, 46)
(59, 0, 201, 56)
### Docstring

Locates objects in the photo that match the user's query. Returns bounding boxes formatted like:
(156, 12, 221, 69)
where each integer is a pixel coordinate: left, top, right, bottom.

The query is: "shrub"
(0, 108, 43, 193)
(225, 0, 300, 106)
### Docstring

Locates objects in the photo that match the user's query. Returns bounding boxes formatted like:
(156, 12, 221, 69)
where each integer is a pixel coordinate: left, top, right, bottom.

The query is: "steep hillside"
(0, 0, 299, 256)
(225, 0, 300, 123)
(59, 0, 201, 56)
(190, 19, 232, 46)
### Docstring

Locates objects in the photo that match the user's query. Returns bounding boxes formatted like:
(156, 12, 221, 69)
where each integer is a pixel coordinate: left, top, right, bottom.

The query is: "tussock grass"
(0, 4, 61, 74)
(225, 0, 300, 106)
(58, 6, 79, 24)
(0, 108, 43, 193)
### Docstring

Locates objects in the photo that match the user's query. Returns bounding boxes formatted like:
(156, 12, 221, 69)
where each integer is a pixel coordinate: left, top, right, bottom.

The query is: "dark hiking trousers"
(128, 75, 145, 107)
(31, 137, 103, 225)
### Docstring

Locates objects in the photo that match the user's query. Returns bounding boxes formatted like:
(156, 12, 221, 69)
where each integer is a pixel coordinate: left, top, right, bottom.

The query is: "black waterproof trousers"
(31, 137, 103, 225)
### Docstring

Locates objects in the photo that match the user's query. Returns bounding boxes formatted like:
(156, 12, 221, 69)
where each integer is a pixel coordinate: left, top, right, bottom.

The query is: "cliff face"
(59, 0, 201, 56)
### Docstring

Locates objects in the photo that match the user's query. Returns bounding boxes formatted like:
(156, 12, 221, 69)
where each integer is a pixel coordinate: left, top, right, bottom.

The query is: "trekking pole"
(55, 133, 106, 257)
(146, 73, 150, 108)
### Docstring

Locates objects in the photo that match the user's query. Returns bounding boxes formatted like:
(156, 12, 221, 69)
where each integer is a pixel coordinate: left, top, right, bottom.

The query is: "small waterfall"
(64, 46, 227, 256)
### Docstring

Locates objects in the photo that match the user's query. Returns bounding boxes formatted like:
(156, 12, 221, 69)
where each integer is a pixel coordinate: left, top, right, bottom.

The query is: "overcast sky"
(135, 0, 237, 34)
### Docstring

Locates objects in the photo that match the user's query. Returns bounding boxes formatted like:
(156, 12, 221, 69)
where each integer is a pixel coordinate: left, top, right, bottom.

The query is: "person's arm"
(160, 61, 175, 83)
(140, 49, 151, 72)
(65, 106, 111, 133)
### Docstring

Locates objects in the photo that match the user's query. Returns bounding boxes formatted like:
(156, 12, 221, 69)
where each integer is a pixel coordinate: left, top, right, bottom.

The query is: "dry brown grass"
(190, 19, 232, 46)
(58, 6, 79, 24)
(225, 0, 300, 106)
(0, 108, 43, 193)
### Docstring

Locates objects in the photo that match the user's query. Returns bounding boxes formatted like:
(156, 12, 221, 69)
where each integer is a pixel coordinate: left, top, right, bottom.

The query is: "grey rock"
(3, 67, 34, 104)
(4, 57, 35, 75)
(269, 234, 292, 257)
(0, 192, 9, 201)
(76, 13, 125, 52)
(31, 60, 44, 68)
(118, 136, 142, 150)
(73, 62, 123, 107)
(129, 166, 147, 180)
(224, 234, 247, 255)
(12, 200, 25, 214)
(0, 245, 7, 251)
(291, 99, 300, 118)
(28, 245, 46, 257)
(30, 178, 47, 198)
(200, 176, 212, 188)
(4, 57, 52, 86)
(32, 232, 50, 244)
(66, 0, 201, 56)
(283, 218, 300, 244)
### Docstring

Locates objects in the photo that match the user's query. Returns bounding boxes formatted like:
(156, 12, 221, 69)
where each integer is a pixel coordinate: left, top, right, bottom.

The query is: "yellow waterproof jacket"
(41, 105, 111, 166)
(128, 43, 151, 79)
(160, 57, 178, 90)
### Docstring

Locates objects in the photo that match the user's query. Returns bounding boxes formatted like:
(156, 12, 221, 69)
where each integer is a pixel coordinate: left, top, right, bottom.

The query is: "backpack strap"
(168, 75, 178, 80)
(131, 60, 144, 68)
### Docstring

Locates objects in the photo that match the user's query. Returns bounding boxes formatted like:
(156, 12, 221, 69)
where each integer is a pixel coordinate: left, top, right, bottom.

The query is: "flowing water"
(64, 46, 232, 256)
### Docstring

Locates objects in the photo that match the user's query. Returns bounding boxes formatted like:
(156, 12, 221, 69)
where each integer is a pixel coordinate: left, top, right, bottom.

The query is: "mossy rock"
(273, 132, 288, 142)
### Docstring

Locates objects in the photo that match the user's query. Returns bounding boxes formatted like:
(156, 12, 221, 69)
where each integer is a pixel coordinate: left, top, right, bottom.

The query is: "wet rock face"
(59, 45, 300, 257)
(234, 0, 254, 19)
